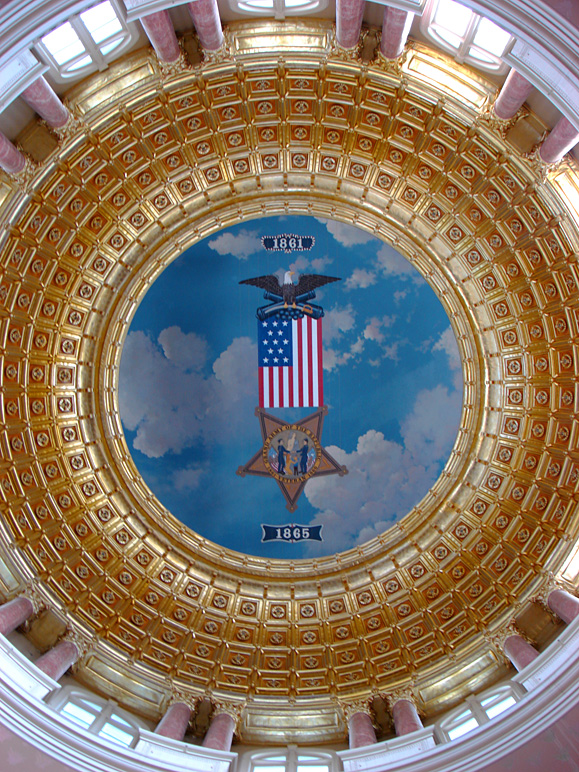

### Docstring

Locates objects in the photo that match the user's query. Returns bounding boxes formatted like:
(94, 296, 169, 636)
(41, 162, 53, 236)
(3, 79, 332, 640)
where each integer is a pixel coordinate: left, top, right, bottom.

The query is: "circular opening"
(119, 215, 464, 558)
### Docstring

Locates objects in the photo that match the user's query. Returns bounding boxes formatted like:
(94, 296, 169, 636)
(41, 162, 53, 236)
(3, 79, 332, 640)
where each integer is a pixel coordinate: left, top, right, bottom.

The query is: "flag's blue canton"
(258, 316, 293, 368)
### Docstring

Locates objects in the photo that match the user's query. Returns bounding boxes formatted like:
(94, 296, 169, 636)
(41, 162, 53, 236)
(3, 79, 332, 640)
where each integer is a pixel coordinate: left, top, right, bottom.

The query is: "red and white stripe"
(259, 316, 323, 408)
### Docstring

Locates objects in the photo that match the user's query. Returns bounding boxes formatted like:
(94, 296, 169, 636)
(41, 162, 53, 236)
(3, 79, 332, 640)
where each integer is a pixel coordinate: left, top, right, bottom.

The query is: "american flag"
(258, 314, 323, 408)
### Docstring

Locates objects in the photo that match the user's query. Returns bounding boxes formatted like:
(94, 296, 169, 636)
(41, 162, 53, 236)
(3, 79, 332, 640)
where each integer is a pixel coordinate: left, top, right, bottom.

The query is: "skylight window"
(36, 1, 133, 79)
(230, 0, 327, 18)
(423, 0, 513, 73)
(48, 688, 141, 748)
(251, 750, 335, 772)
(435, 684, 523, 743)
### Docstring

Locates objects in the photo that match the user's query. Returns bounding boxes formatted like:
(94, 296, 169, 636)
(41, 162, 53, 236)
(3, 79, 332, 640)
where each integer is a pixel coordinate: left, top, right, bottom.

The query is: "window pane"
(100, 40, 123, 56)
(42, 23, 85, 65)
(81, 1, 123, 44)
(109, 714, 132, 728)
(433, 0, 473, 38)
(448, 717, 479, 740)
(99, 723, 133, 746)
(253, 766, 285, 772)
(285, 0, 313, 6)
(245, 0, 275, 7)
(79, 698, 103, 711)
(67, 54, 93, 70)
(468, 47, 495, 64)
(485, 696, 516, 719)
(61, 702, 95, 728)
(473, 18, 511, 57)
(434, 26, 463, 50)
(297, 765, 329, 772)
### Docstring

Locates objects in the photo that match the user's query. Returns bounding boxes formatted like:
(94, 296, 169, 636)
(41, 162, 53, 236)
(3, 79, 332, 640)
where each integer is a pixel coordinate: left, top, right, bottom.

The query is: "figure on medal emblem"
(299, 439, 310, 475)
(277, 439, 289, 475)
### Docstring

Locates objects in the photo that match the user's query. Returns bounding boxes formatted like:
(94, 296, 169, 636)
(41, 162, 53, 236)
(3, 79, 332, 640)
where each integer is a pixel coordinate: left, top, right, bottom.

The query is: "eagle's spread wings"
(295, 274, 341, 295)
(239, 275, 283, 295)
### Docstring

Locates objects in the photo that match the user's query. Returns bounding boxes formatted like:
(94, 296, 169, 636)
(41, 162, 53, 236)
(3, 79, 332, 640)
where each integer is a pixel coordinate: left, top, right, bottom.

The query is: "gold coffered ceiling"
(0, 21, 578, 744)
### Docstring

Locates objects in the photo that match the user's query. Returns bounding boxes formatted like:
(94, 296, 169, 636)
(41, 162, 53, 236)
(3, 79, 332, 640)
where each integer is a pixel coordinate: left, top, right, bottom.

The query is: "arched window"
(422, 0, 513, 73)
(250, 748, 336, 772)
(435, 683, 525, 743)
(35, 0, 134, 80)
(46, 686, 143, 747)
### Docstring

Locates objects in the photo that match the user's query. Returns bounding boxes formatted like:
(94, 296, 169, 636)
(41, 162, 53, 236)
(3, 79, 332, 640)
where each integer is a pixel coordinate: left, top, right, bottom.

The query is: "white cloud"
(311, 256, 333, 271)
(303, 429, 442, 555)
(288, 255, 310, 274)
(433, 326, 462, 390)
(323, 335, 366, 372)
(317, 218, 376, 247)
(323, 347, 352, 372)
(345, 268, 376, 290)
(208, 229, 262, 260)
(375, 244, 417, 279)
(363, 315, 396, 343)
(323, 304, 356, 342)
(119, 328, 256, 458)
(158, 326, 208, 371)
(172, 465, 204, 491)
(394, 289, 408, 303)
(433, 326, 461, 370)
(303, 377, 462, 555)
(382, 342, 400, 362)
(350, 335, 364, 355)
(400, 384, 462, 461)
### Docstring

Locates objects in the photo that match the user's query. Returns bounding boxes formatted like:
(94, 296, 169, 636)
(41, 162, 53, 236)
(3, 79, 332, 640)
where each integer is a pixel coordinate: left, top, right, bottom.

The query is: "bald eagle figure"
(240, 271, 340, 307)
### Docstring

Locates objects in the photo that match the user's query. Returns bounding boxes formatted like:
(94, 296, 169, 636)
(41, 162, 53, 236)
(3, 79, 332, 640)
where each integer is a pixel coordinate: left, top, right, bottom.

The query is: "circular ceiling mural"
(119, 215, 463, 558)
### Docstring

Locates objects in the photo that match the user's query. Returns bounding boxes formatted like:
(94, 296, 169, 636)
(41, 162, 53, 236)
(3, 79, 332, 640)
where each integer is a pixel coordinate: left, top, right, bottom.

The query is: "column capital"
(62, 629, 97, 661)
(164, 687, 197, 711)
(52, 106, 86, 142)
(483, 621, 520, 653)
(211, 698, 244, 726)
(375, 50, 405, 75)
(20, 579, 46, 615)
(382, 686, 417, 711)
(4, 154, 36, 191)
(199, 34, 231, 65)
(158, 51, 190, 78)
(340, 698, 373, 721)
(479, 99, 527, 138)
(535, 571, 570, 607)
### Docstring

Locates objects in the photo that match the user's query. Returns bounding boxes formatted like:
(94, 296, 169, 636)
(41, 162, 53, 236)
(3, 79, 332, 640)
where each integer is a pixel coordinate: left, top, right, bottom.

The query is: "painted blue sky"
(119, 216, 463, 559)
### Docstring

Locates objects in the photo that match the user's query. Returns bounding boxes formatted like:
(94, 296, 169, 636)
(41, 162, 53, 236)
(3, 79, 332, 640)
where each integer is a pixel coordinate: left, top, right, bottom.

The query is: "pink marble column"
(20, 76, 69, 128)
(540, 116, 579, 163)
(380, 8, 413, 60)
(188, 0, 223, 51)
(348, 711, 377, 749)
(391, 699, 423, 736)
(0, 131, 26, 175)
(0, 597, 34, 635)
(547, 589, 579, 624)
(503, 634, 539, 672)
(154, 702, 191, 740)
(493, 70, 534, 120)
(34, 640, 79, 681)
(336, 0, 366, 50)
(140, 11, 181, 63)
(202, 712, 235, 751)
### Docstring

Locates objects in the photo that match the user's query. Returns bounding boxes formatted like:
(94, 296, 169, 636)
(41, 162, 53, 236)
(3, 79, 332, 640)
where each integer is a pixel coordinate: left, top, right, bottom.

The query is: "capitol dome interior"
(0, 0, 578, 770)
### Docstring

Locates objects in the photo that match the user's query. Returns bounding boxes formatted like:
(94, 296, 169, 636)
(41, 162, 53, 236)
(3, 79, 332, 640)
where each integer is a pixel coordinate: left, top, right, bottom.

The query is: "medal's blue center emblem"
(263, 426, 321, 482)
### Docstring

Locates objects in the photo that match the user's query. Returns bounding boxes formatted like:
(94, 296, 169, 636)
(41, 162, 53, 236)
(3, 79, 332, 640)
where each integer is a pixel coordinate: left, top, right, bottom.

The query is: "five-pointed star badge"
(237, 407, 348, 512)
